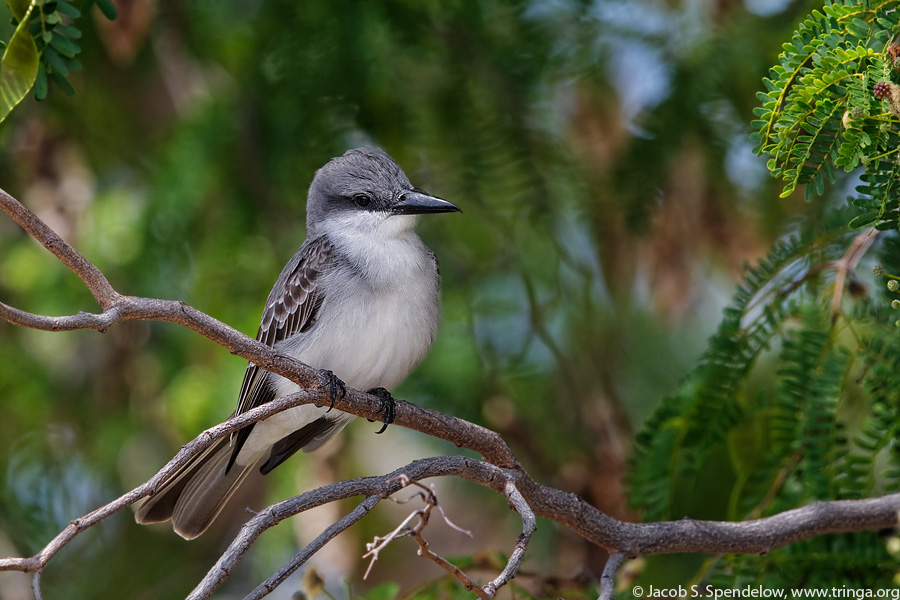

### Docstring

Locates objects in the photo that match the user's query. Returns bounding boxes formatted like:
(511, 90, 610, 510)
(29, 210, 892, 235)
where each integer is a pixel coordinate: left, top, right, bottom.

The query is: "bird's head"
(306, 147, 460, 239)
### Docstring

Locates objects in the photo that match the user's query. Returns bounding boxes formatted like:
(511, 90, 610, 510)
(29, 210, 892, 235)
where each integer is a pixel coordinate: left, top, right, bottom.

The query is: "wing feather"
(227, 235, 334, 470)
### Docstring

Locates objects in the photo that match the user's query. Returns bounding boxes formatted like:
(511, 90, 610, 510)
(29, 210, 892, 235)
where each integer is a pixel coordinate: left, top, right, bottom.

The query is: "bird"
(135, 147, 460, 539)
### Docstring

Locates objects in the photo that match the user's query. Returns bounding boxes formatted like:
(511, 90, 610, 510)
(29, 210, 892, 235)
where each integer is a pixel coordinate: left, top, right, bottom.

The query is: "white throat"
(318, 211, 428, 287)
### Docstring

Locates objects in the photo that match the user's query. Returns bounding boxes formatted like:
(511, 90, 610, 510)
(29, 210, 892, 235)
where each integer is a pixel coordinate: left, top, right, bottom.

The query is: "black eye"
(353, 193, 371, 207)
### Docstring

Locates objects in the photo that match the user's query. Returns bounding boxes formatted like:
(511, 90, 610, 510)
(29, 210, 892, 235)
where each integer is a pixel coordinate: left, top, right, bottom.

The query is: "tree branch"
(0, 387, 325, 576)
(362, 477, 485, 597)
(830, 229, 879, 317)
(0, 187, 118, 308)
(599, 553, 627, 600)
(482, 480, 534, 597)
(4, 186, 900, 599)
(0, 187, 516, 468)
(193, 495, 382, 600)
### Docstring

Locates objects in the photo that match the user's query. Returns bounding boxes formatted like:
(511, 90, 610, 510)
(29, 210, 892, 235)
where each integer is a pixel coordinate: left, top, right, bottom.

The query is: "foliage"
(631, 0, 900, 589)
(0, 0, 38, 120)
(0, 0, 116, 121)
(3, 0, 898, 597)
(630, 211, 900, 583)
(751, 0, 900, 228)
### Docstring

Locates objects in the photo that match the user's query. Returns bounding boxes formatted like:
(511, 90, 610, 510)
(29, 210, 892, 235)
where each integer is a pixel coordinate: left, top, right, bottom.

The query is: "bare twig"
(32, 571, 44, 600)
(0, 387, 325, 576)
(362, 475, 478, 591)
(0, 187, 118, 308)
(243, 495, 381, 600)
(433, 493, 474, 537)
(598, 553, 627, 600)
(188, 495, 382, 600)
(831, 229, 879, 317)
(5, 185, 900, 600)
(362, 503, 426, 578)
(407, 525, 487, 599)
(383, 477, 488, 598)
(483, 480, 534, 597)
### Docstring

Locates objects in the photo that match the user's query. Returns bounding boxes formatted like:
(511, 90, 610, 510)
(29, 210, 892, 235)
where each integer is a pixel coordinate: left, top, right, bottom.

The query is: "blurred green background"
(0, 0, 841, 598)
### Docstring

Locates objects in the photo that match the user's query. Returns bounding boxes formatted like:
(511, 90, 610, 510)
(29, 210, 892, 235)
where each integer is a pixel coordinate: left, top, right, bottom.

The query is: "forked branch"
(3, 187, 900, 599)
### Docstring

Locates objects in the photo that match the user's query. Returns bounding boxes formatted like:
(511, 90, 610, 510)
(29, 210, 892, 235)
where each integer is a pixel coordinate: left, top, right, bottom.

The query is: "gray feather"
(135, 437, 257, 540)
(135, 146, 456, 539)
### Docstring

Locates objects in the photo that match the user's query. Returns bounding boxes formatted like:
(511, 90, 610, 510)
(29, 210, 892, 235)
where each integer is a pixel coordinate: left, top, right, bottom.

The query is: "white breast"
(286, 226, 439, 388)
(237, 219, 441, 464)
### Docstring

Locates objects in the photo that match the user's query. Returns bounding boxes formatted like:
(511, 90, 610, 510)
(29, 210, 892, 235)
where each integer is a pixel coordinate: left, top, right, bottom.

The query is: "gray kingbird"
(136, 147, 460, 539)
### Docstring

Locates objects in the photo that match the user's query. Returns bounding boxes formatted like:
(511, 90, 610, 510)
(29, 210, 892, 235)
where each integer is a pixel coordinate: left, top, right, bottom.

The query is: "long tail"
(135, 438, 258, 540)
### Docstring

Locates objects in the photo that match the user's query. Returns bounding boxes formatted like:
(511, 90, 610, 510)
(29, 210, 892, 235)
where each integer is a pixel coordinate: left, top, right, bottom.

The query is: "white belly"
(276, 246, 440, 392)
(238, 232, 440, 464)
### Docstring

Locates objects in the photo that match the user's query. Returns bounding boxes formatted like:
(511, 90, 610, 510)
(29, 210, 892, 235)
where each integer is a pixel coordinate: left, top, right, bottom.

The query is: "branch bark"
(3, 186, 900, 599)
(599, 553, 626, 600)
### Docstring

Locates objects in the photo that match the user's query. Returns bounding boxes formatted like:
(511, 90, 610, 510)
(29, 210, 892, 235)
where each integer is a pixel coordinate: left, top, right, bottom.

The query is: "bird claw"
(366, 387, 395, 434)
(317, 369, 346, 412)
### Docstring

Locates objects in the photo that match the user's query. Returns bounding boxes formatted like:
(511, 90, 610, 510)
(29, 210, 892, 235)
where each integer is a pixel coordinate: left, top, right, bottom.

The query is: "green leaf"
(7, 0, 32, 21)
(849, 211, 879, 228)
(95, 0, 117, 20)
(55, 0, 81, 18)
(42, 47, 68, 77)
(804, 182, 815, 202)
(749, 1, 900, 231)
(0, 0, 39, 123)
(58, 25, 82, 40)
(48, 33, 80, 58)
(48, 67, 74, 95)
(33, 60, 46, 100)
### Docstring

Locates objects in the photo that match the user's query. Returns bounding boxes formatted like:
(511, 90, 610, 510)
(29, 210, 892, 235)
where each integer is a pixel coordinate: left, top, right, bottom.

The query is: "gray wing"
(227, 235, 334, 470)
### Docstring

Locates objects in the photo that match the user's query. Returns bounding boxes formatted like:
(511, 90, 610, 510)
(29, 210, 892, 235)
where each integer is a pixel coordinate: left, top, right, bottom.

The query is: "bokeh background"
(0, 0, 843, 598)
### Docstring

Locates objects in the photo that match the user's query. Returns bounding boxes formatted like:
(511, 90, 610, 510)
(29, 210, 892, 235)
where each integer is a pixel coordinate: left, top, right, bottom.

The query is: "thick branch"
(0, 388, 325, 575)
(0, 188, 516, 467)
(516, 477, 900, 557)
(0, 293, 515, 466)
(4, 184, 900, 599)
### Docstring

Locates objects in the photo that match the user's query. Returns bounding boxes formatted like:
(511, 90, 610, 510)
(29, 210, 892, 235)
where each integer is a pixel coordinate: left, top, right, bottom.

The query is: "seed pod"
(888, 42, 900, 70)
(873, 81, 900, 118)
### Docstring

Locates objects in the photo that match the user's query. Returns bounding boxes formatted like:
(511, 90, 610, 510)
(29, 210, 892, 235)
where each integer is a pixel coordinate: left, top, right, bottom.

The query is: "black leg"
(316, 369, 346, 412)
(366, 387, 395, 434)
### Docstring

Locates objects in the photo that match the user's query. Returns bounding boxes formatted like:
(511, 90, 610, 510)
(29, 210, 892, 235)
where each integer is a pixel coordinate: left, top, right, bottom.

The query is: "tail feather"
(136, 414, 353, 539)
(136, 438, 258, 540)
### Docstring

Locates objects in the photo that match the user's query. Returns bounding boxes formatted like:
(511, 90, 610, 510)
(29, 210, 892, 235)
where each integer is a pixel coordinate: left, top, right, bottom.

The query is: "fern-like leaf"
(752, 0, 899, 228)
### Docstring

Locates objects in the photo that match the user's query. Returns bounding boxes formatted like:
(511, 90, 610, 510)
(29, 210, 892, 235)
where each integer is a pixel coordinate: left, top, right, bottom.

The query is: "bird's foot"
(316, 369, 346, 412)
(366, 387, 395, 434)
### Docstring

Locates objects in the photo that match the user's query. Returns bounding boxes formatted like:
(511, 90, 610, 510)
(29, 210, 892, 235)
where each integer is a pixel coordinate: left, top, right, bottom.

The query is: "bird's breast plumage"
(275, 230, 440, 393)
